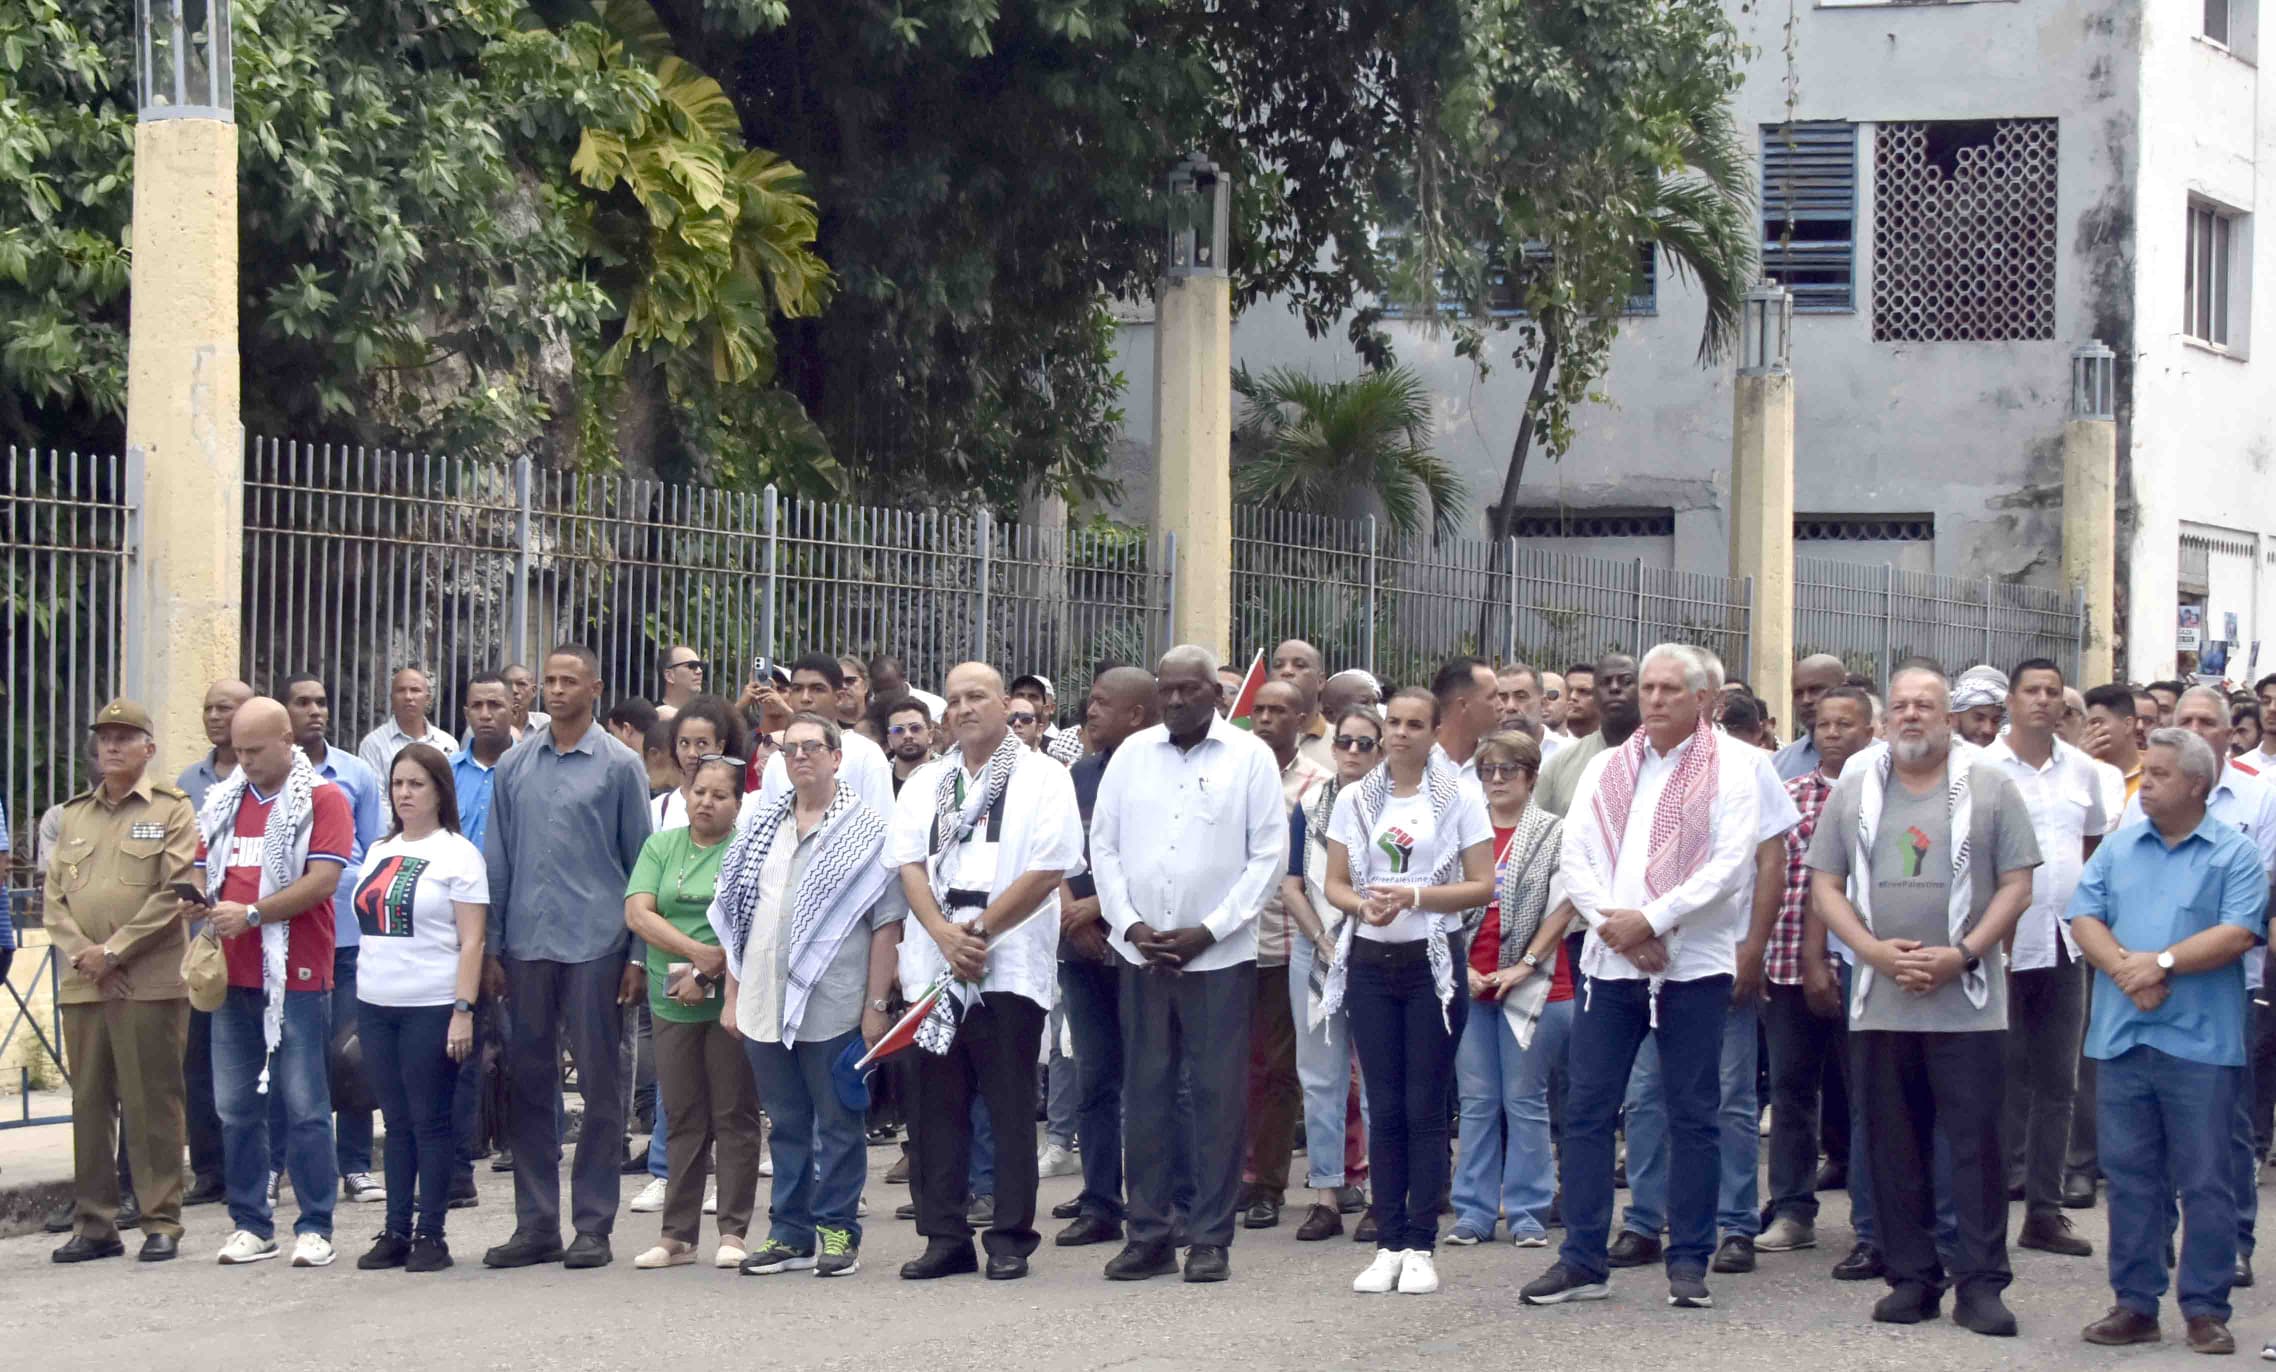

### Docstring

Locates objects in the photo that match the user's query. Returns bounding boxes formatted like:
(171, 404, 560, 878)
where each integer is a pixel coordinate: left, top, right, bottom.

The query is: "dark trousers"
(1347, 939, 1458, 1254)
(503, 955, 625, 1240)
(1763, 981, 1843, 1224)
(1558, 973, 1728, 1281)
(2252, 995, 2276, 1159)
(911, 992, 1045, 1260)
(2001, 946, 2085, 1219)
(1855, 1028, 2010, 1295)
(1121, 960, 1251, 1251)
(450, 998, 500, 1183)
(1243, 960, 1299, 1200)
(185, 1006, 224, 1185)
(2068, 959, 2102, 1181)
(656, 1017, 762, 1246)
(362, 1001, 461, 1241)
(1059, 955, 1126, 1222)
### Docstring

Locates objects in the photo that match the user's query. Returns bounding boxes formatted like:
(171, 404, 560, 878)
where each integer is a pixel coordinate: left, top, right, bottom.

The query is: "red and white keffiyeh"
(1590, 716, 1721, 901)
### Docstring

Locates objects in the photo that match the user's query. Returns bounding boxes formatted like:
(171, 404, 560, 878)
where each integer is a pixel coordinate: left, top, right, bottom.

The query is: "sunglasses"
(1008, 712, 1040, 726)
(1333, 735, 1379, 753)
(780, 740, 837, 759)
(887, 724, 927, 738)
(1477, 762, 1533, 782)
(694, 752, 746, 769)
(667, 658, 705, 672)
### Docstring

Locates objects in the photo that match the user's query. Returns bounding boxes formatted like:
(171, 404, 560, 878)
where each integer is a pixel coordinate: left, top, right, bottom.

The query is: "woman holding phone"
(349, 743, 488, 1272)
(1320, 688, 1493, 1297)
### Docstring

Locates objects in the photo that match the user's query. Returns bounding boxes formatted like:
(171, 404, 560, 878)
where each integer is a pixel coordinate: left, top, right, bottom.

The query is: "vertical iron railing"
(1794, 555, 2083, 684)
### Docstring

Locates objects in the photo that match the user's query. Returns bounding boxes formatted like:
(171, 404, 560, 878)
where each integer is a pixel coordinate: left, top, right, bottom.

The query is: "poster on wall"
(2178, 605, 2204, 653)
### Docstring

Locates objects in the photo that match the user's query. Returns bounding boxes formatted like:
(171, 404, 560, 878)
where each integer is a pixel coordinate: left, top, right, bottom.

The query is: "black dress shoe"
(2236, 1253, 2255, 1288)
(137, 1233, 179, 1262)
(183, 1176, 227, 1207)
(563, 1233, 612, 1269)
(115, 1194, 141, 1231)
(489, 1148, 515, 1173)
(894, 1200, 917, 1221)
(483, 1230, 566, 1268)
(1103, 1242, 1178, 1280)
(1295, 1204, 1343, 1241)
(985, 1253, 1028, 1280)
(2061, 1171, 2096, 1209)
(1242, 1196, 1281, 1229)
(1055, 1214, 1123, 1247)
(1546, 1189, 1563, 1229)
(1951, 1284, 2017, 1337)
(1051, 1197, 1084, 1220)
(620, 1148, 651, 1174)
(1830, 1241, 1883, 1281)
(447, 1175, 479, 1210)
(1812, 1160, 1847, 1192)
(1337, 1185, 1367, 1215)
(1168, 1220, 1191, 1249)
(1607, 1230, 1663, 1268)
(51, 1234, 125, 1263)
(900, 1241, 979, 1280)
(1710, 1235, 1755, 1274)
(1352, 1211, 1378, 1244)
(1871, 1281, 1942, 1324)
(1183, 1244, 1230, 1282)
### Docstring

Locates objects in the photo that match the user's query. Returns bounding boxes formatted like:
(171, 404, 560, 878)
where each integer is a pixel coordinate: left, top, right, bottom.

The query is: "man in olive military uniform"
(44, 698, 199, 1263)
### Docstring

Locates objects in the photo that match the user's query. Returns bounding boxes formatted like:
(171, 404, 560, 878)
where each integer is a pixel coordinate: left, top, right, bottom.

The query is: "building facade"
(1108, 0, 2276, 682)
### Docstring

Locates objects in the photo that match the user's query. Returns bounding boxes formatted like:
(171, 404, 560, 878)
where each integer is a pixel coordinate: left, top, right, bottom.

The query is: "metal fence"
(1794, 556, 2086, 684)
(1234, 507, 1756, 685)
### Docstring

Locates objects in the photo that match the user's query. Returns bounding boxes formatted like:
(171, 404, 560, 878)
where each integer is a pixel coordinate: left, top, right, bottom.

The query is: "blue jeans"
(2234, 1048, 2260, 1257)
(214, 986, 336, 1240)
(1558, 974, 1727, 1282)
(1453, 994, 1569, 1239)
(2102, 1046, 2240, 1322)
(970, 1097, 995, 1198)
(1289, 937, 1366, 1190)
(1045, 1000, 1078, 1150)
(267, 946, 371, 1179)
(362, 1001, 460, 1240)
(1622, 995, 1761, 1241)
(1059, 955, 1126, 1220)
(745, 1029, 868, 1247)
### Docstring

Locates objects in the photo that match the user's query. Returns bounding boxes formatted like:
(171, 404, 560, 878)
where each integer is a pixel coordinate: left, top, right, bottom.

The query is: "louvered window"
(1761, 121, 1857, 312)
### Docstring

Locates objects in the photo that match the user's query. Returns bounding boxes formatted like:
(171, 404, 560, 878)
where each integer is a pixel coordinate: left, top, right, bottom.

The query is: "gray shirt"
(1772, 734, 1819, 782)
(1805, 759, 2040, 1032)
(1534, 730, 1612, 818)
(178, 751, 228, 813)
(485, 718, 654, 964)
(757, 824, 907, 1041)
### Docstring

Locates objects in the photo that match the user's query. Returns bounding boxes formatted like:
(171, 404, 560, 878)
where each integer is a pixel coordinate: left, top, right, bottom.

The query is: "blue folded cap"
(832, 1036, 872, 1113)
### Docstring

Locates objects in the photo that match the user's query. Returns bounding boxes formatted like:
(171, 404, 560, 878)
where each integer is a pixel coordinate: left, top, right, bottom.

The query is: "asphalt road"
(4, 1143, 2267, 1372)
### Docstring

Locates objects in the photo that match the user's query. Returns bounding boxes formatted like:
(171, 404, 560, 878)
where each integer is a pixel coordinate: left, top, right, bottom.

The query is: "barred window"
(1762, 122, 1857, 312)
(1871, 119, 2058, 343)
(1506, 510, 1675, 540)
(1796, 515, 1934, 543)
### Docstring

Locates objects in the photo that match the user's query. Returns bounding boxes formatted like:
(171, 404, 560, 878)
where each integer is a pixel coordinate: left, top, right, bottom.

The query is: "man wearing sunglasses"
(885, 698, 937, 795)
(657, 647, 705, 719)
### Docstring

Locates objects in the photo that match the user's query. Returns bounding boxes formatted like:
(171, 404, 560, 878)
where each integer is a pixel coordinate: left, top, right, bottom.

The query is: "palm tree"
(1232, 364, 1467, 543)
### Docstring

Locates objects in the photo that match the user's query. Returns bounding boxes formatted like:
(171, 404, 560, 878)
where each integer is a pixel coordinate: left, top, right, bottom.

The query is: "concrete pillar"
(124, 111, 242, 779)
(1152, 272, 1232, 657)
(2063, 417, 2118, 686)
(1730, 369, 1795, 729)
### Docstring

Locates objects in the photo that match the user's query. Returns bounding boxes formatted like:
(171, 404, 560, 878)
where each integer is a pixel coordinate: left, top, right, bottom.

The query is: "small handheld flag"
(1226, 649, 1267, 728)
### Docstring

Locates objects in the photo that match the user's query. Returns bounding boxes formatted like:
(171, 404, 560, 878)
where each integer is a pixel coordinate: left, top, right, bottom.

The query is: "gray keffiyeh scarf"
(714, 779, 892, 1044)
(1310, 755, 1474, 1031)
(197, 747, 320, 1094)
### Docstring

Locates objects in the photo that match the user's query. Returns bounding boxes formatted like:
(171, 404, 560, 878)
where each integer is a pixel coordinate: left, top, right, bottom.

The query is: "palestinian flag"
(1225, 649, 1267, 727)
(854, 971, 952, 1071)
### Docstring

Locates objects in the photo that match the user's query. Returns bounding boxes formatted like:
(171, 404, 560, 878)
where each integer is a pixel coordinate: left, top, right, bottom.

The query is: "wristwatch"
(2156, 949, 2177, 972)
(1960, 947, 1981, 976)
(1520, 952, 1541, 969)
(245, 905, 263, 928)
(869, 997, 892, 1014)
(453, 998, 475, 1014)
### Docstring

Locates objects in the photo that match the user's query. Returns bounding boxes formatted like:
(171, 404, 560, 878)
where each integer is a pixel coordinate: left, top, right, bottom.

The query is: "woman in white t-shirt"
(1323, 687, 1493, 1297)
(349, 743, 488, 1273)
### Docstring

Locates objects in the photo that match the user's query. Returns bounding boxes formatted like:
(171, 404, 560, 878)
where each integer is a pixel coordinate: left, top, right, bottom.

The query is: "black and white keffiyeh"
(1845, 737, 1988, 1021)
(1309, 754, 1475, 1030)
(196, 746, 320, 1094)
(714, 779, 891, 1043)
(911, 729, 1029, 1053)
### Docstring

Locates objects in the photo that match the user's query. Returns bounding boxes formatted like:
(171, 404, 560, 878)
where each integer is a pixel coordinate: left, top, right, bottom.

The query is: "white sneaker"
(758, 1151, 774, 1177)
(290, 1232, 336, 1268)
(342, 1172, 385, 1203)
(216, 1230, 279, 1265)
(1037, 1142, 1079, 1178)
(714, 1241, 748, 1269)
(1353, 1248, 1408, 1294)
(1397, 1249, 1440, 1294)
(629, 1177, 668, 1213)
(702, 1183, 718, 1215)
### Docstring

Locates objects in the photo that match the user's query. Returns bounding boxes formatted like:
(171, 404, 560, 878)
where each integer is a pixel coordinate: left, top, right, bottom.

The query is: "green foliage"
(1231, 364, 1465, 543)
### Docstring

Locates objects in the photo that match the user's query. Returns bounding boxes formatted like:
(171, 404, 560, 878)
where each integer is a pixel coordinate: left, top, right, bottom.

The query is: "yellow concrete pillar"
(124, 112, 242, 780)
(1152, 271, 1232, 658)
(2063, 417, 2118, 686)
(1730, 285, 1795, 732)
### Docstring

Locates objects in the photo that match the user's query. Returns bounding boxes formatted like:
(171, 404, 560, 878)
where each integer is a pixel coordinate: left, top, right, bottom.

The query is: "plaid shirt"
(1766, 768, 1835, 985)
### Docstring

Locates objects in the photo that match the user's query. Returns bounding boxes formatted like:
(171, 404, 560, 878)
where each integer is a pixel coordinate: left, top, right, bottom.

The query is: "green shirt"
(626, 827, 730, 1023)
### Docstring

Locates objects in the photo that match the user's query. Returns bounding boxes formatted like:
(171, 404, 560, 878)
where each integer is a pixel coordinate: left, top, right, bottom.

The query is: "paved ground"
(4, 1127, 2268, 1372)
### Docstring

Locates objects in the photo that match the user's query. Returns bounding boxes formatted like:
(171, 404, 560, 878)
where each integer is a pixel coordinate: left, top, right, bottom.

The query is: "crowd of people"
(21, 635, 2276, 1351)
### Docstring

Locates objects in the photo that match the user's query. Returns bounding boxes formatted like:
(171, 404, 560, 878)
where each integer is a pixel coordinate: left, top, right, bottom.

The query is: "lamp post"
(2063, 340, 2119, 682)
(1729, 283, 1796, 720)
(124, 0, 242, 776)
(1151, 154, 1233, 658)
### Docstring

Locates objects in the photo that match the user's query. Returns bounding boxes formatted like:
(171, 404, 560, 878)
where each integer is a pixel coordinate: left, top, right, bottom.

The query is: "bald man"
(1774, 655, 1848, 781)
(890, 662, 1083, 1280)
(1272, 640, 1332, 769)
(356, 667, 457, 778)
(177, 677, 253, 1206)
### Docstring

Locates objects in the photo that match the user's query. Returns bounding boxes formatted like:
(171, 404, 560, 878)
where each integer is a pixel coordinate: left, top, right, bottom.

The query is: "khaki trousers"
(64, 997, 189, 1240)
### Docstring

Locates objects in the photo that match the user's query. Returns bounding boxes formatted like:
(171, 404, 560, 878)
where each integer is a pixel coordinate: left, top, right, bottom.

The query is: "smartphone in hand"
(171, 881, 211, 907)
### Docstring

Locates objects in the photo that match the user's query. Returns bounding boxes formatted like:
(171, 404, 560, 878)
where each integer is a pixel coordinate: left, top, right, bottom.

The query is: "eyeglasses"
(1477, 762, 1533, 782)
(780, 740, 836, 759)
(754, 734, 781, 751)
(1008, 712, 1040, 726)
(887, 724, 927, 738)
(667, 658, 704, 672)
(694, 753, 746, 769)
(1333, 735, 1379, 753)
